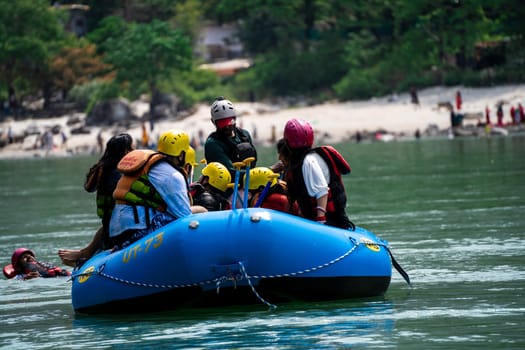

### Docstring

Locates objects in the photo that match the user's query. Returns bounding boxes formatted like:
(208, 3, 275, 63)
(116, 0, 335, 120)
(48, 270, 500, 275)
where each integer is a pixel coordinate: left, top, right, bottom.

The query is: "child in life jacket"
(189, 162, 232, 211)
(3, 248, 70, 280)
(244, 167, 295, 213)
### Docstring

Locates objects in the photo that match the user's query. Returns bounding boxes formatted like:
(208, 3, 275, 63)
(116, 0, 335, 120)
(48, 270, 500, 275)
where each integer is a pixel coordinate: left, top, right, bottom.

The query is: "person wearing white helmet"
(204, 96, 257, 177)
(109, 129, 205, 249)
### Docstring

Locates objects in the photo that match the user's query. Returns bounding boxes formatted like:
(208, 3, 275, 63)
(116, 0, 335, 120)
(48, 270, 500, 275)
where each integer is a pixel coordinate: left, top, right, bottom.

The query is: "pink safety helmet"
(283, 118, 314, 149)
(11, 248, 34, 269)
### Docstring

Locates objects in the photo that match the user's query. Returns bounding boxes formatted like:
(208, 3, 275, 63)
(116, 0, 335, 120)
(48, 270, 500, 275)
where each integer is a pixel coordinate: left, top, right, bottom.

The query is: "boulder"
(86, 98, 138, 126)
(150, 92, 179, 120)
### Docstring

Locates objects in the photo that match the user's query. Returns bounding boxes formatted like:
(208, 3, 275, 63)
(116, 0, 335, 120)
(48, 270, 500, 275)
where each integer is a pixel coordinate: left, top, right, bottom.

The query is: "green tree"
(212, 0, 352, 98)
(76, 0, 120, 32)
(391, 1, 486, 81)
(51, 42, 112, 100)
(87, 16, 128, 55)
(104, 19, 193, 115)
(172, 0, 205, 46)
(333, 0, 525, 99)
(213, 0, 318, 54)
(0, 0, 67, 112)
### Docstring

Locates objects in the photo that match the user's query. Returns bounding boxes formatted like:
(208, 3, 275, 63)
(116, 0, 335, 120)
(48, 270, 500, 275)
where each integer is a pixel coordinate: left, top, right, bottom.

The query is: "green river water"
(0, 136, 524, 349)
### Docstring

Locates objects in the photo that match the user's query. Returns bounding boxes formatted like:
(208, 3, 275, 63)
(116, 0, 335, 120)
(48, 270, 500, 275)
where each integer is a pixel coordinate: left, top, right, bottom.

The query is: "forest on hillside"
(1, 0, 524, 119)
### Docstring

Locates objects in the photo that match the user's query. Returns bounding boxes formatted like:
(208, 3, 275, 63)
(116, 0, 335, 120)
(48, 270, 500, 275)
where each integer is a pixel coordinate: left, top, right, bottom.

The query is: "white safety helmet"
(210, 97, 236, 124)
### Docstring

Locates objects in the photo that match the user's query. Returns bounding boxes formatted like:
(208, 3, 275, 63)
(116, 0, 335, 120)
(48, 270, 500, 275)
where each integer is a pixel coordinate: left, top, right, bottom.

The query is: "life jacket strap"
(132, 205, 139, 224)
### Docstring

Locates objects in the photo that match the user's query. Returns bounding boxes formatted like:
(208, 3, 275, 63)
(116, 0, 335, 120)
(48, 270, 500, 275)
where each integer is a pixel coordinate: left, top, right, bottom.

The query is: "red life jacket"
(3, 262, 70, 279)
(286, 146, 351, 228)
(250, 180, 292, 213)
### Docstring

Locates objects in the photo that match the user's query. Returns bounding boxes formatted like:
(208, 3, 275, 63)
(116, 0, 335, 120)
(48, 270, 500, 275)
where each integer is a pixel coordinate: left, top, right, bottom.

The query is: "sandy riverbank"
(1, 84, 524, 159)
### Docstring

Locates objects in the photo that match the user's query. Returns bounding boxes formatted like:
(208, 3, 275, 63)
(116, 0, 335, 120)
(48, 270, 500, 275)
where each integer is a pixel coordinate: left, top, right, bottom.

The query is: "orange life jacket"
(113, 149, 168, 212)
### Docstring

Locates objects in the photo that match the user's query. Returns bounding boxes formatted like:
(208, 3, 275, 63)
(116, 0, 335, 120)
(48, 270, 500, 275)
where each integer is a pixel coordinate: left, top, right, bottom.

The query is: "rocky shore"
(0, 84, 524, 159)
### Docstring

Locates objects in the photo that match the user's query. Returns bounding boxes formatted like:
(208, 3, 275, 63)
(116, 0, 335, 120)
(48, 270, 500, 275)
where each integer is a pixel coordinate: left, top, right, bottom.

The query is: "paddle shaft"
(231, 162, 244, 211)
(254, 181, 272, 208)
(242, 157, 256, 209)
(254, 174, 279, 208)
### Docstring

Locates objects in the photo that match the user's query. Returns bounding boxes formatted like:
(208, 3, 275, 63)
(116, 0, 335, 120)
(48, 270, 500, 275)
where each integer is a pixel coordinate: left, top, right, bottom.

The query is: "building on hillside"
(199, 58, 252, 77)
(196, 23, 251, 77)
(196, 23, 244, 61)
(55, 3, 90, 37)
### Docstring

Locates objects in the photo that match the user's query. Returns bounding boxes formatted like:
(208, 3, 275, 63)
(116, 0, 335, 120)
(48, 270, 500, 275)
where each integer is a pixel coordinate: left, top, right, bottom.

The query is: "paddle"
(384, 246, 411, 286)
(231, 161, 245, 210)
(254, 173, 280, 208)
(242, 157, 256, 208)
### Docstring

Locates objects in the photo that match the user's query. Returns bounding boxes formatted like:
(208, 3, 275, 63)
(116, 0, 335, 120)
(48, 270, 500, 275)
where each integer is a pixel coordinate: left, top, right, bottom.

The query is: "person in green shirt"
(204, 96, 257, 178)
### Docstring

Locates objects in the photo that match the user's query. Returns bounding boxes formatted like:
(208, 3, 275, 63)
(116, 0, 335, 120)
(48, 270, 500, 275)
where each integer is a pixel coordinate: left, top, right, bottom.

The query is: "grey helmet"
(210, 96, 236, 122)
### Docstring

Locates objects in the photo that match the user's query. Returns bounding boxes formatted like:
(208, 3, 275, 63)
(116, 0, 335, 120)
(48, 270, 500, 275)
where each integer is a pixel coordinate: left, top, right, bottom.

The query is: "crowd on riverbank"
(0, 84, 524, 159)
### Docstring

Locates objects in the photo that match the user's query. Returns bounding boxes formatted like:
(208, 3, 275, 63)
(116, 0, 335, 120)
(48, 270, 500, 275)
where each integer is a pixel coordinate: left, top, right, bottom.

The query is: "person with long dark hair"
(58, 133, 134, 266)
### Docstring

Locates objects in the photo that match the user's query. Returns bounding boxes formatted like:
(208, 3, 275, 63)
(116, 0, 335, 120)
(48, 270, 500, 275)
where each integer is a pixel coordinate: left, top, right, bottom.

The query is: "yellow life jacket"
(113, 149, 167, 212)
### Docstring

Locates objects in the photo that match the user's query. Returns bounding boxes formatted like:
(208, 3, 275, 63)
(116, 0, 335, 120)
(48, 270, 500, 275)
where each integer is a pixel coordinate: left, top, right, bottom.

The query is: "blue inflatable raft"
(71, 208, 408, 314)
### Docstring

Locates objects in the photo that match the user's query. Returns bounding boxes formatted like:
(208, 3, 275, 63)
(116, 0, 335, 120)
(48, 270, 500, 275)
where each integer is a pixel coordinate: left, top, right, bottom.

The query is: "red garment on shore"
(455, 91, 462, 110)
(510, 106, 516, 124)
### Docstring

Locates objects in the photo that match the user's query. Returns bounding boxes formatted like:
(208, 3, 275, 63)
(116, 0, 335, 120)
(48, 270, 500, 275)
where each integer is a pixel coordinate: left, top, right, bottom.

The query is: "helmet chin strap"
(178, 151, 186, 166)
(165, 152, 185, 167)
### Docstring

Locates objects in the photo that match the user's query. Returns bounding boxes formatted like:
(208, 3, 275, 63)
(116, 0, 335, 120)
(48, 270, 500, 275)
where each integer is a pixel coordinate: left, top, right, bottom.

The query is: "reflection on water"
(1, 137, 524, 348)
(69, 300, 396, 348)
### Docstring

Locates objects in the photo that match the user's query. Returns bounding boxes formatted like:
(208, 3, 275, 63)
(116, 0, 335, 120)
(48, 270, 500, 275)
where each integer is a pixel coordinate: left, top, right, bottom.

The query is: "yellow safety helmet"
(244, 167, 278, 190)
(202, 162, 231, 192)
(157, 129, 190, 157)
(184, 146, 198, 167)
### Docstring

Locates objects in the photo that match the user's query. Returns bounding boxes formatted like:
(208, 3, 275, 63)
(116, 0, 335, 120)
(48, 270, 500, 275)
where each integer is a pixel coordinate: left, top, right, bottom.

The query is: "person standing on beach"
(497, 103, 504, 126)
(512, 105, 521, 124)
(410, 87, 420, 107)
(42, 129, 53, 155)
(510, 105, 517, 124)
(60, 130, 68, 150)
(279, 118, 354, 230)
(204, 96, 257, 178)
(456, 90, 462, 110)
(97, 131, 104, 154)
(58, 133, 134, 266)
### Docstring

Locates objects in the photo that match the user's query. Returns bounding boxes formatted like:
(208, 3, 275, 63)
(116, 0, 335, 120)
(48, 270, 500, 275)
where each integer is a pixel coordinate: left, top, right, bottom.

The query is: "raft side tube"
(72, 208, 392, 312)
